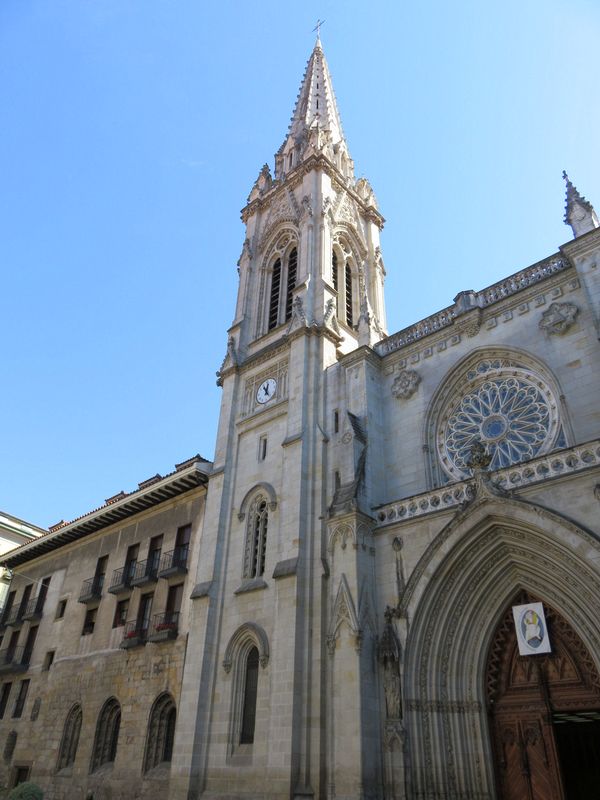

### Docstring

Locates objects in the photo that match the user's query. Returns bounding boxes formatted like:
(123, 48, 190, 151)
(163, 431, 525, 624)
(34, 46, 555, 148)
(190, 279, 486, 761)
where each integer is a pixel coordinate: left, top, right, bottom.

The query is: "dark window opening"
(90, 698, 121, 772)
(42, 651, 55, 671)
(12, 680, 29, 719)
(57, 704, 82, 771)
(0, 684, 12, 719)
(240, 647, 259, 744)
(143, 693, 177, 772)
(55, 599, 67, 619)
(345, 263, 353, 327)
(113, 600, 129, 629)
(285, 248, 297, 321)
(268, 258, 282, 330)
(82, 607, 97, 636)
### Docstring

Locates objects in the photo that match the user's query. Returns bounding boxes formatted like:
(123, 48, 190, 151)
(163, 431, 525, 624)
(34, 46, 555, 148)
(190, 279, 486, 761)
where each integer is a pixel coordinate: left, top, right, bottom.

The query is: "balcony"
(157, 545, 189, 579)
(108, 566, 133, 595)
(78, 576, 103, 604)
(0, 646, 29, 674)
(4, 606, 24, 628)
(119, 620, 147, 649)
(147, 611, 179, 643)
(130, 558, 159, 588)
(21, 595, 45, 622)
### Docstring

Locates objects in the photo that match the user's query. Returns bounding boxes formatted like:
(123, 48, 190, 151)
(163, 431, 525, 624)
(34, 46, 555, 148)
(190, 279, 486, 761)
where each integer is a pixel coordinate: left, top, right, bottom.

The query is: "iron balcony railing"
(148, 611, 179, 641)
(22, 595, 46, 621)
(157, 545, 189, 577)
(4, 606, 24, 627)
(108, 565, 133, 594)
(120, 619, 148, 648)
(130, 557, 160, 586)
(78, 575, 104, 603)
(0, 646, 29, 672)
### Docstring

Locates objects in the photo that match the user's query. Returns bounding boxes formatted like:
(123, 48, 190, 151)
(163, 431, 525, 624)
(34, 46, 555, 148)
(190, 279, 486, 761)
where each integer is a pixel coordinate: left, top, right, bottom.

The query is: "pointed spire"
(274, 39, 353, 181)
(563, 171, 599, 238)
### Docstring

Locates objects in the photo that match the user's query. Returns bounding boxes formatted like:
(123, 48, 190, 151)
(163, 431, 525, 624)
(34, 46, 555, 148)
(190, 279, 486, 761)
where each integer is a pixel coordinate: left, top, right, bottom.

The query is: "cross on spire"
(313, 18, 325, 40)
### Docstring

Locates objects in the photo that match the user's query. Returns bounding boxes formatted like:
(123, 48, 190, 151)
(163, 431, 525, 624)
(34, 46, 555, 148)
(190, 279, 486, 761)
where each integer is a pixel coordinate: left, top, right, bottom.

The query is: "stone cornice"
(377, 258, 576, 363)
(374, 438, 600, 527)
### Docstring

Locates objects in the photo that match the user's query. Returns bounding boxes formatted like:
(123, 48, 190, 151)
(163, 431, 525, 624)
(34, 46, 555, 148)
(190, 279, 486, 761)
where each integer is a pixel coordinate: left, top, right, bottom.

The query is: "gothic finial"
(563, 171, 599, 238)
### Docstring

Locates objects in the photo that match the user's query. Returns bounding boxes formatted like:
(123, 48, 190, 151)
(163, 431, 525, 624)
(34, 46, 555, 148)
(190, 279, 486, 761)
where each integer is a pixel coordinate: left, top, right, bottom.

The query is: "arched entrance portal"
(487, 597, 600, 799)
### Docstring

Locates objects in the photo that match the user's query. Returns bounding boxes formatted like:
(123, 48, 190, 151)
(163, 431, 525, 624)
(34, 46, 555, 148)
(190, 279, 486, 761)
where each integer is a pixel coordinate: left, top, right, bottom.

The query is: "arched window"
(331, 241, 355, 328)
(223, 623, 269, 755)
(240, 647, 259, 744)
(90, 697, 121, 772)
(57, 704, 82, 771)
(267, 247, 298, 330)
(244, 495, 268, 578)
(285, 247, 297, 321)
(345, 263, 353, 327)
(143, 693, 176, 772)
(268, 258, 281, 330)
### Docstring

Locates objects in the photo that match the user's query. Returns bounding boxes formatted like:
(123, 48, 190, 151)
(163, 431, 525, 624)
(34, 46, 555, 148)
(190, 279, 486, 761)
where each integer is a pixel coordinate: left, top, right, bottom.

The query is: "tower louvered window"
(244, 495, 268, 579)
(345, 263, 354, 327)
(268, 259, 282, 330)
(285, 248, 297, 320)
(240, 647, 259, 744)
(267, 247, 298, 331)
(332, 244, 355, 328)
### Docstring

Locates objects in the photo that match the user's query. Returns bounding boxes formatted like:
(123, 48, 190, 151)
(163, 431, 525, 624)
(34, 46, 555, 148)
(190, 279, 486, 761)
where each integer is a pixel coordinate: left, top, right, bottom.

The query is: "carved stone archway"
(402, 499, 600, 799)
(487, 597, 600, 799)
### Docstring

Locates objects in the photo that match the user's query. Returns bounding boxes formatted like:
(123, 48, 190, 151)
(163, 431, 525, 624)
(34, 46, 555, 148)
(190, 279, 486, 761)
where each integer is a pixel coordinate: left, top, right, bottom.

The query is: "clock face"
(256, 378, 277, 405)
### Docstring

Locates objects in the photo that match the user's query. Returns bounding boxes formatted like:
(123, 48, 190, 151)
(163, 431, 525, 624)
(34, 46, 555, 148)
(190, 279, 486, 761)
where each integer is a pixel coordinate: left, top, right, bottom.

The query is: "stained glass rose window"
(436, 360, 560, 480)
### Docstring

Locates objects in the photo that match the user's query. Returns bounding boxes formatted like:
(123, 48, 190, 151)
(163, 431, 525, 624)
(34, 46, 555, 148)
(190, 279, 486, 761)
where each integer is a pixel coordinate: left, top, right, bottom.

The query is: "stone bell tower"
(173, 37, 389, 800)
(227, 33, 388, 368)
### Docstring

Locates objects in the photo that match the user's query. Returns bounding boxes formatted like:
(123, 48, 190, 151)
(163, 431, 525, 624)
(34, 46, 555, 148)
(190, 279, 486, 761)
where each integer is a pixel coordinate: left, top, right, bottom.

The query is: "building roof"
(1, 455, 211, 569)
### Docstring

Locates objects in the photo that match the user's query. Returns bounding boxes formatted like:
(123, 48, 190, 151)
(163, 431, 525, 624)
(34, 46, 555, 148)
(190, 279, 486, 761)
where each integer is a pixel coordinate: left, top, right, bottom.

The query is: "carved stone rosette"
(539, 301, 579, 334)
(391, 369, 421, 400)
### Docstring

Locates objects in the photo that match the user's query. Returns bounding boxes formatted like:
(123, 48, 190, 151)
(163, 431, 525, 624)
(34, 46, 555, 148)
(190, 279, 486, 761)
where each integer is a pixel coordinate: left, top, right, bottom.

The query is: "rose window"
(436, 362, 561, 480)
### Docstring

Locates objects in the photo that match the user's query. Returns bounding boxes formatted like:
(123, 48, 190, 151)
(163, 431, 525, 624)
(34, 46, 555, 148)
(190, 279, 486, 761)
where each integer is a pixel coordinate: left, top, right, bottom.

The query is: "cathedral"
(1, 37, 599, 800)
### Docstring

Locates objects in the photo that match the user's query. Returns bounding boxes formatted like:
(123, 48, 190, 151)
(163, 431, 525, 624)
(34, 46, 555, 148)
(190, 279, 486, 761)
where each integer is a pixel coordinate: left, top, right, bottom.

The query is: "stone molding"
(237, 482, 278, 521)
(222, 622, 270, 673)
(375, 438, 600, 527)
(377, 258, 574, 359)
(402, 516, 600, 798)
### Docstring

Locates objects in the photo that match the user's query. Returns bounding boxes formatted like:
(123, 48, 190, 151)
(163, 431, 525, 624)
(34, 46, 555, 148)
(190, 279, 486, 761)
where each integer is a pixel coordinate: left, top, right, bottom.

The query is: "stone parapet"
(374, 438, 600, 526)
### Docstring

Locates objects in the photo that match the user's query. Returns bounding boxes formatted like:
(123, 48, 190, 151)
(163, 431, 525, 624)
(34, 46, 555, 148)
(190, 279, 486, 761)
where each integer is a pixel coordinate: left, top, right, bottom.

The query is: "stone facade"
(0, 460, 208, 798)
(2, 38, 600, 800)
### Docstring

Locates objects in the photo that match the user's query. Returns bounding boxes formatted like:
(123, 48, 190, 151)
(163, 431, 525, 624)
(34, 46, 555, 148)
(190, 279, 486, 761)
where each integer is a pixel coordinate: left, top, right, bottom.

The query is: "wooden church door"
(486, 598, 600, 800)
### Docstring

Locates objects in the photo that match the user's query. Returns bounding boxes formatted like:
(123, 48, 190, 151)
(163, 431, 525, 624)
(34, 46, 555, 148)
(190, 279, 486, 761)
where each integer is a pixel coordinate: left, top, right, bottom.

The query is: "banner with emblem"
(512, 601, 551, 656)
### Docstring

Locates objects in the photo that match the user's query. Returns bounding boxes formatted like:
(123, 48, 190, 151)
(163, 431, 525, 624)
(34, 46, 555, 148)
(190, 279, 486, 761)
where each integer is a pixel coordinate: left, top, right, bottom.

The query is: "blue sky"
(1, 0, 599, 527)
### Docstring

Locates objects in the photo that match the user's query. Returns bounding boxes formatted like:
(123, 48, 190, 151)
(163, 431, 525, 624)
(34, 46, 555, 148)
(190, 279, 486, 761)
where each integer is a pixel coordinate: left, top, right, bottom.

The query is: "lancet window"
(240, 647, 259, 744)
(144, 693, 177, 772)
(244, 494, 269, 579)
(57, 704, 82, 771)
(332, 241, 355, 328)
(90, 697, 121, 772)
(268, 246, 298, 330)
